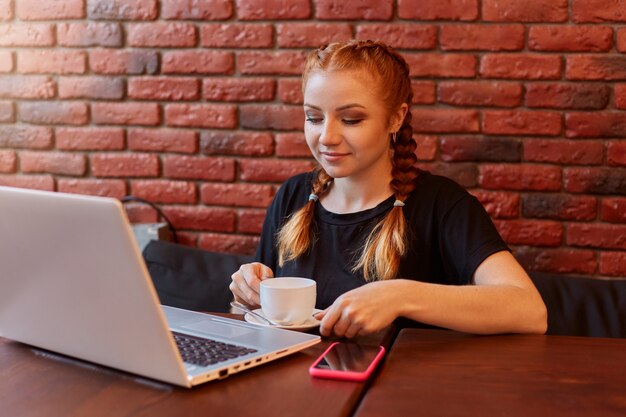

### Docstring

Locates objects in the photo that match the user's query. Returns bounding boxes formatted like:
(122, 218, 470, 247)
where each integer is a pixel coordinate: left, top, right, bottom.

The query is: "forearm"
(393, 279, 547, 335)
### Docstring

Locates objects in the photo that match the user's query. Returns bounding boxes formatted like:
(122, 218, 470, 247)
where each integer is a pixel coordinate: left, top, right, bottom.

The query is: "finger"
(313, 308, 328, 320)
(232, 270, 261, 306)
(330, 312, 352, 338)
(258, 263, 274, 280)
(343, 322, 361, 339)
(319, 304, 342, 337)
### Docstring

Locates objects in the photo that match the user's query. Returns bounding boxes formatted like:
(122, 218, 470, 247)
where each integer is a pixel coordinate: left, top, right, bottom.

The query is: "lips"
(320, 151, 350, 162)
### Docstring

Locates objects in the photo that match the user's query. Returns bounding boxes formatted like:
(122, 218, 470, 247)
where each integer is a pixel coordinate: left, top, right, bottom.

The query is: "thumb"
(259, 264, 274, 280)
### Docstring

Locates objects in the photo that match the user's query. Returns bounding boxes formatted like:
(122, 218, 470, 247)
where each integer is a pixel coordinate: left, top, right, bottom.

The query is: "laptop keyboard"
(172, 332, 257, 367)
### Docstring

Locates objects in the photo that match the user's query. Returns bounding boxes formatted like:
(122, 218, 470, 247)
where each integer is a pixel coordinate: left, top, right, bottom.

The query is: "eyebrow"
(303, 103, 366, 111)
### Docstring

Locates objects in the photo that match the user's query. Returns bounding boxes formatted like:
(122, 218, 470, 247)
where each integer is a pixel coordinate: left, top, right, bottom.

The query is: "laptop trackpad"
(180, 320, 255, 339)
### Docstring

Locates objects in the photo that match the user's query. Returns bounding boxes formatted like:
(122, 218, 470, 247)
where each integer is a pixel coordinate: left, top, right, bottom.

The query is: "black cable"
(120, 196, 179, 244)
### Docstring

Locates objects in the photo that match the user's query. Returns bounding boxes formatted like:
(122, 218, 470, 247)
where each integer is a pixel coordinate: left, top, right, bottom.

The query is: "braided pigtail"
(277, 168, 333, 267)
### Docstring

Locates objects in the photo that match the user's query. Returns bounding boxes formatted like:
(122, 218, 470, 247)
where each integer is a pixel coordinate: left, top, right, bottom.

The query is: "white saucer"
(244, 309, 322, 331)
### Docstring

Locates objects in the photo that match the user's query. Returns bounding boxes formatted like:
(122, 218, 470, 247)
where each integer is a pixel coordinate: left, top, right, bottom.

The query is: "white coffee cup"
(260, 277, 316, 326)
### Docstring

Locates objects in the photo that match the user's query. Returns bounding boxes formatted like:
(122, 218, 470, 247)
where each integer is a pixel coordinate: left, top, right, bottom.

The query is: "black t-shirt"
(255, 170, 509, 309)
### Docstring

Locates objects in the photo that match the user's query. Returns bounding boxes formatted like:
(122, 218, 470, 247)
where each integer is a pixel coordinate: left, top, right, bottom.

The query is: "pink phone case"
(308, 342, 386, 382)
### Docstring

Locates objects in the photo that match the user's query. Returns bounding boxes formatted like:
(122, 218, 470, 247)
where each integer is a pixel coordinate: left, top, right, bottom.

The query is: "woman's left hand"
(315, 280, 407, 338)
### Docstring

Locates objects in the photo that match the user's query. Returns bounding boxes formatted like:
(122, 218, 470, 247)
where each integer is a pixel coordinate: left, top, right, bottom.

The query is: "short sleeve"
(438, 195, 510, 284)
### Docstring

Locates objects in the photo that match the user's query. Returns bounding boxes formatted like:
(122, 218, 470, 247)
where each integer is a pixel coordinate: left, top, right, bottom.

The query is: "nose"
(319, 119, 342, 146)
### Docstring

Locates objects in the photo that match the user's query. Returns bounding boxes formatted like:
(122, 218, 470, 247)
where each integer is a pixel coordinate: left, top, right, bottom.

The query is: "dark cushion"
(142, 240, 253, 313)
(530, 272, 626, 338)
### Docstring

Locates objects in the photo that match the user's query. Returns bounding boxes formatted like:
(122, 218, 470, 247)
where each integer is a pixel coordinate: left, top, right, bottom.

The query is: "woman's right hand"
(230, 262, 274, 308)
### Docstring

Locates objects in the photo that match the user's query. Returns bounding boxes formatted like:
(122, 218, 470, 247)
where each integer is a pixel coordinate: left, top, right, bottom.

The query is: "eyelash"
(305, 118, 363, 126)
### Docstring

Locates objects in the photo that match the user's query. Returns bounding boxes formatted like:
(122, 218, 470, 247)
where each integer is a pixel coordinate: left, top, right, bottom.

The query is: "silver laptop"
(0, 186, 320, 388)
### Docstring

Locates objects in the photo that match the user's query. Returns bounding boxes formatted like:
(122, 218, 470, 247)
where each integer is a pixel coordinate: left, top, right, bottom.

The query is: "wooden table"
(354, 328, 626, 417)
(0, 315, 396, 417)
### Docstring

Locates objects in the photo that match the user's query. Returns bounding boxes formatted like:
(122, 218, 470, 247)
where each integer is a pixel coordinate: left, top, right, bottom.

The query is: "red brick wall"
(0, 0, 624, 278)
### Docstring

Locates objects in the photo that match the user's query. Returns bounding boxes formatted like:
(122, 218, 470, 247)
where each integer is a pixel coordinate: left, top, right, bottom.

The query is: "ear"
(390, 103, 409, 133)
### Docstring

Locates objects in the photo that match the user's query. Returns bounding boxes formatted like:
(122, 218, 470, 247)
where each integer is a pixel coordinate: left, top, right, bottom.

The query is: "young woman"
(230, 40, 547, 338)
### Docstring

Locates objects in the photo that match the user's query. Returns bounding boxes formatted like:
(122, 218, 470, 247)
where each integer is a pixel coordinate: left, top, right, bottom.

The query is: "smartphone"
(309, 342, 386, 382)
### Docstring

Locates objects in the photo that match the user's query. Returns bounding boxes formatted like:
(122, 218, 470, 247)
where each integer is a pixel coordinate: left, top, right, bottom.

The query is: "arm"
(318, 250, 547, 337)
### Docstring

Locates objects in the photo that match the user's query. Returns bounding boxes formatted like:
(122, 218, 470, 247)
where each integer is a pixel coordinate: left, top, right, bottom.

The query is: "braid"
(277, 168, 332, 267)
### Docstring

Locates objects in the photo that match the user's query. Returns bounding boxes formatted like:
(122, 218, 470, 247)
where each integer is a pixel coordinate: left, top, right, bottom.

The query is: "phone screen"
(313, 343, 382, 373)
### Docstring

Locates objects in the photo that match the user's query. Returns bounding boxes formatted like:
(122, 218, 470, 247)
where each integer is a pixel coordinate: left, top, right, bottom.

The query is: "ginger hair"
(276, 40, 419, 281)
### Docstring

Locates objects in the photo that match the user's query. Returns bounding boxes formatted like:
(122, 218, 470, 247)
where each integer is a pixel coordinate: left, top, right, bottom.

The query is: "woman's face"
(303, 69, 399, 182)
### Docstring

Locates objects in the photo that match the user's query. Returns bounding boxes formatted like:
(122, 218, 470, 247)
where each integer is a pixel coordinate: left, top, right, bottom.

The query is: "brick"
(567, 223, 626, 250)
(0, 75, 54, 99)
(440, 136, 520, 162)
(92, 102, 160, 126)
(238, 51, 307, 75)
(480, 54, 562, 80)
(204, 78, 275, 102)
(162, 0, 232, 20)
(0, 24, 54, 46)
(479, 164, 562, 191)
(412, 81, 436, 104)
(355, 24, 436, 50)
(525, 83, 610, 110)
(618, 29, 626, 52)
(572, 0, 626, 23)
(275, 133, 310, 157)
(58, 22, 122, 47)
(200, 131, 274, 156)
(56, 127, 125, 151)
(89, 49, 158, 75)
(239, 159, 317, 182)
(0, 174, 54, 191)
(514, 248, 597, 275)
(483, 110, 561, 136)
(58, 179, 127, 199)
(58, 77, 124, 99)
(237, 209, 266, 234)
(494, 219, 562, 247)
(237, 0, 311, 20)
(91, 153, 159, 178)
(438, 81, 522, 107)
(607, 141, 626, 166)
(162, 50, 233, 74)
(240, 105, 304, 131)
(404, 53, 476, 78)
(201, 24, 273, 48)
(616, 84, 626, 110)
(122, 203, 158, 223)
(398, 0, 478, 21)
(410, 109, 479, 134)
(17, 0, 83, 20)
(165, 104, 236, 129)
(0, 100, 14, 123)
(198, 233, 259, 256)
(87, 0, 157, 20)
(200, 183, 275, 208)
(316, 0, 392, 20)
(416, 162, 478, 188)
(128, 77, 199, 101)
(471, 190, 519, 219)
(19, 101, 88, 125)
(128, 129, 197, 154)
(565, 112, 626, 138)
(522, 193, 597, 221)
(163, 207, 236, 233)
(600, 252, 626, 277)
(128, 23, 196, 48)
(0, 50, 12, 72)
(162, 155, 235, 181)
(0, 126, 52, 149)
(277, 79, 302, 104)
(130, 180, 196, 204)
(0, 150, 16, 173)
(566, 56, 626, 81)
(524, 139, 603, 165)
(0, 0, 12, 20)
(440, 24, 524, 51)
(529, 26, 613, 52)
(483, 0, 568, 22)
(601, 198, 626, 223)
(18, 50, 86, 75)
(277, 23, 352, 48)
(174, 232, 197, 247)
(20, 151, 86, 176)
(564, 168, 626, 195)
(414, 135, 437, 161)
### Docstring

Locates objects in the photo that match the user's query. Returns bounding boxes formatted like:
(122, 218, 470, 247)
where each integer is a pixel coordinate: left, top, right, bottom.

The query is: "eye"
(343, 119, 363, 125)
(305, 117, 323, 124)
